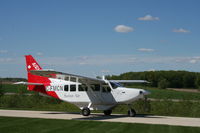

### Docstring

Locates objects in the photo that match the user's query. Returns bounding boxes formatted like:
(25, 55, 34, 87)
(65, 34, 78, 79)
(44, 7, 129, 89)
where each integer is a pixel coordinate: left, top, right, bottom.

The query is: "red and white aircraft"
(16, 55, 150, 116)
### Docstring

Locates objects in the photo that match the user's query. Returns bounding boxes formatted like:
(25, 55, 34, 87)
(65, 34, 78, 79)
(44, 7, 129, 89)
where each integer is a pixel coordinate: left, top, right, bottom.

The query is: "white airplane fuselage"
(45, 78, 149, 111)
(19, 55, 150, 116)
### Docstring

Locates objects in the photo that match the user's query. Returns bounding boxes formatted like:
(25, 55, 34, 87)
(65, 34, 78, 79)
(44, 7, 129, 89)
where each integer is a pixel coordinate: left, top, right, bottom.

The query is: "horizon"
(0, 0, 200, 78)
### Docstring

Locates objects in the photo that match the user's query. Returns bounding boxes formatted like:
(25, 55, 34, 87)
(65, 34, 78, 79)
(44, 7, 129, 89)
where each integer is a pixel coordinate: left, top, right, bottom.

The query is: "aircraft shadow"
(73, 113, 164, 121)
(41, 112, 165, 120)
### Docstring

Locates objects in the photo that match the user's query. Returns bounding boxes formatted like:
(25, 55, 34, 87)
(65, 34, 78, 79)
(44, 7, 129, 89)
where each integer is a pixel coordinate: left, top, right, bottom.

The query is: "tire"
(103, 110, 112, 116)
(82, 107, 90, 116)
(128, 109, 136, 117)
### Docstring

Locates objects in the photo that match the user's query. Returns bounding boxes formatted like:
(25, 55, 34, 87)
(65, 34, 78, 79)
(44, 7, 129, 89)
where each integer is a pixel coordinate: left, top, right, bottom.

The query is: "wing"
(14, 81, 44, 85)
(109, 80, 149, 83)
(30, 70, 105, 84)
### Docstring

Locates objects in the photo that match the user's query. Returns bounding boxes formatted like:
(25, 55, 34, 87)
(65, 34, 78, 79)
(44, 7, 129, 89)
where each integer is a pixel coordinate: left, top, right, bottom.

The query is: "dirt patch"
(167, 88, 200, 93)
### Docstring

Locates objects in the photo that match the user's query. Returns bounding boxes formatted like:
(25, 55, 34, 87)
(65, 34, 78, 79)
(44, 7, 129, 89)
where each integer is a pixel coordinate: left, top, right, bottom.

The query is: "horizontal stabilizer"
(14, 82, 44, 85)
(109, 80, 149, 83)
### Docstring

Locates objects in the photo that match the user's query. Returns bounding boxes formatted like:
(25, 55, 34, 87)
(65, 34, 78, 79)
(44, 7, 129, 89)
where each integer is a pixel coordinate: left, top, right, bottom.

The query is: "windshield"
(110, 82, 122, 89)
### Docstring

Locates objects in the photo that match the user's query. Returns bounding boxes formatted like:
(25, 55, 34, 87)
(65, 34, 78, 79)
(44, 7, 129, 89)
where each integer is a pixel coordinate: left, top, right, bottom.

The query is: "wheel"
(128, 109, 136, 117)
(103, 110, 112, 116)
(81, 107, 90, 116)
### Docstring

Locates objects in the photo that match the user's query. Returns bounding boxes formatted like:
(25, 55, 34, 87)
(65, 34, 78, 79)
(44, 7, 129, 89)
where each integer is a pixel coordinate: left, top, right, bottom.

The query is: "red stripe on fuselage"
(27, 73, 59, 99)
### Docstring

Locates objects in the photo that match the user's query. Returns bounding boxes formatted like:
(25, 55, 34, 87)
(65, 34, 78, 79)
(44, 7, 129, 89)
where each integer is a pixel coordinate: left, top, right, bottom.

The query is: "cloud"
(176, 57, 200, 64)
(138, 14, 159, 21)
(101, 70, 110, 73)
(0, 50, 8, 54)
(0, 58, 14, 63)
(137, 48, 155, 52)
(173, 28, 190, 33)
(36, 52, 44, 56)
(114, 25, 134, 33)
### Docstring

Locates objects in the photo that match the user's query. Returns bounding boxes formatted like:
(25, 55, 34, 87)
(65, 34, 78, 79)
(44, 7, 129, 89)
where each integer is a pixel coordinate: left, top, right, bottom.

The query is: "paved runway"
(0, 109, 200, 127)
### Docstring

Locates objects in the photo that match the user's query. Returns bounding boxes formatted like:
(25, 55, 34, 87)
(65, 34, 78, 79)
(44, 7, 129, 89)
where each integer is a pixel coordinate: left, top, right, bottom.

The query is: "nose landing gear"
(127, 104, 136, 117)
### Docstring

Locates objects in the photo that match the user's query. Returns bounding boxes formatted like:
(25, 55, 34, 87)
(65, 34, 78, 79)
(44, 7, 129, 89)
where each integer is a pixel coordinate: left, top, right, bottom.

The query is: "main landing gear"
(103, 110, 112, 116)
(81, 107, 90, 116)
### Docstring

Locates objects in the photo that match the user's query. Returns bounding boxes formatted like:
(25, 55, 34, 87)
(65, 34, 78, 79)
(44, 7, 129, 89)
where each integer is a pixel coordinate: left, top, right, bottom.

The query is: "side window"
(65, 76, 69, 81)
(64, 85, 68, 91)
(91, 84, 100, 91)
(78, 84, 88, 91)
(70, 85, 76, 91)
(102, 84, 111, 92)
(70, 77, 76, 82)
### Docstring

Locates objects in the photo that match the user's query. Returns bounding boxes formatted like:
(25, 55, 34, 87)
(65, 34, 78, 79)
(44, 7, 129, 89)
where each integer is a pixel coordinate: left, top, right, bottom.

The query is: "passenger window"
(102, 85, 111, 92)
(65, 76, 69, 81)
(78, 84, 88, 91)
(70, 85, 76, 91)
(70, 77, 76, 82)
(91, 84, 100, 91)
(64, 85, 68, 91)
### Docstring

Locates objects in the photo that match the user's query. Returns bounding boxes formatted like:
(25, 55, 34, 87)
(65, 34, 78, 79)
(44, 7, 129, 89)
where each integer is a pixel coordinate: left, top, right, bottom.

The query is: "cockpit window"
(110, 82, 121, 89)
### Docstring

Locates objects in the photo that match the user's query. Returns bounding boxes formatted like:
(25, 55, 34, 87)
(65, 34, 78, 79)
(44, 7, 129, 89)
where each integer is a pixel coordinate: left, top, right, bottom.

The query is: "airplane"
(15, 55, 150, 117)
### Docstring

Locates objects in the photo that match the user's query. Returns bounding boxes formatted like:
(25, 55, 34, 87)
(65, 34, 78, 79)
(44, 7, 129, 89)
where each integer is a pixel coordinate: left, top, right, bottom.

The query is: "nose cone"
(139, 90, 151, 96)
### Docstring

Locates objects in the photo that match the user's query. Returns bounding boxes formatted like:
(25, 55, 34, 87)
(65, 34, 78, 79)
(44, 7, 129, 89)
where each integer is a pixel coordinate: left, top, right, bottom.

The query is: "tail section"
(25, 55, 50, 92)
(25, 55, 42, 72)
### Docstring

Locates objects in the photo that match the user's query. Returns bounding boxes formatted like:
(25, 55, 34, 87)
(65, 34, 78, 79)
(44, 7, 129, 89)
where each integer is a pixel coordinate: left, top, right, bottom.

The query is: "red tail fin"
(25, 55, 42, 72)
(24, 55, 59, 99)
(25, 55, 50, 92)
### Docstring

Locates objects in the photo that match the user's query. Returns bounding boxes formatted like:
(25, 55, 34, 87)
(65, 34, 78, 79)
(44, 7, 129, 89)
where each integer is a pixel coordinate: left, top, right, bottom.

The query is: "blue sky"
(0, 0, 200, 78)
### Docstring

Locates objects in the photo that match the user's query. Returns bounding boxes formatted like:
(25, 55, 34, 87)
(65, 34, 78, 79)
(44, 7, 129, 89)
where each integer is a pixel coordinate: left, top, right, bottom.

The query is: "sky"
(0, 0, 200, 78)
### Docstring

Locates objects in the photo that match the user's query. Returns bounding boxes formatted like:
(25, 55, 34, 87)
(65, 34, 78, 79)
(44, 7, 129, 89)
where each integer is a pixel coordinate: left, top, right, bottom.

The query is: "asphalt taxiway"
(0, 109, 200, 127)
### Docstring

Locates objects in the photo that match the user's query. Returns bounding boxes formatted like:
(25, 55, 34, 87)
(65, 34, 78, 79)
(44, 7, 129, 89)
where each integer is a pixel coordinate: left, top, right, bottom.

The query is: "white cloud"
(138, 14, 159, 21)
(36, 52, 44, 56)
(137, 48, 155, 52)
(0, 50, 8, 54)
(0, 58, 14, 63)
(101, 70, 110, 73)
(114, 25, 134, 33)
(173, 28, 190, 33)
(189, 59, 197, 64)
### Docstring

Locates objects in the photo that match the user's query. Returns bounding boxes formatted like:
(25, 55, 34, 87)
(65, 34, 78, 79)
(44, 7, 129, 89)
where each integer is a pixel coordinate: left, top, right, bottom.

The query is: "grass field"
(146, 88, 200, 100)
(127, 85, 200, 100)
(1, 84, 30, 93)
(2, 84, 200, 100)
(0, 117, 200, 133)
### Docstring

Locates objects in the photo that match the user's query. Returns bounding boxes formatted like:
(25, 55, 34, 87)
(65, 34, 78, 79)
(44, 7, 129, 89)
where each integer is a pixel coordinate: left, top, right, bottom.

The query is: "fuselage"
(43, 78, 150, 111)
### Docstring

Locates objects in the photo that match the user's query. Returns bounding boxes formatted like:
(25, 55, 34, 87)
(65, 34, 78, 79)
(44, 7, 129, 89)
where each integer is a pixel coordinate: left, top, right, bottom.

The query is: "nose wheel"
(81, 107, 90, 116)
(128, 108, 136, 117)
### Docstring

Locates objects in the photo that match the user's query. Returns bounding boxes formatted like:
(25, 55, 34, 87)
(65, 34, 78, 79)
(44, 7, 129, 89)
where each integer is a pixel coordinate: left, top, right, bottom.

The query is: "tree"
(158, 79, 169, 89)
(195, 75, 200, 89)
(0, 79, 4, 96)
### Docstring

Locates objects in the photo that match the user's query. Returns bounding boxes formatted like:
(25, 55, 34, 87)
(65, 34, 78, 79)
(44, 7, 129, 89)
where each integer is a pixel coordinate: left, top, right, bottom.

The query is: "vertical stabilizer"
(25, 55, 42, 72)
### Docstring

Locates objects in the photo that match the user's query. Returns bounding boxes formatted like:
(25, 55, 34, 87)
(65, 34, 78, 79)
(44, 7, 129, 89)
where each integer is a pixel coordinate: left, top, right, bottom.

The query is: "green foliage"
(0, 78, 27, 82)
(158, 79, 169, 89)
(107, 70, 200, 89)
(1, 84, 30, 93)
(0, 80, 4, 97)
(195, 75, 200, 89)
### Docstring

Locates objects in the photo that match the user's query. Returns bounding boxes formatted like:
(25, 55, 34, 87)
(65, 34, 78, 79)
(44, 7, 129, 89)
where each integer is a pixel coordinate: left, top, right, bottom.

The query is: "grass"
(128, 85, 200, 100)
(1, 84, 31, 93)
(146, 88, 200, 100)
(1, 95, 200, 118)
(0, 116, 200, 133)
(3, 84, 200, 100)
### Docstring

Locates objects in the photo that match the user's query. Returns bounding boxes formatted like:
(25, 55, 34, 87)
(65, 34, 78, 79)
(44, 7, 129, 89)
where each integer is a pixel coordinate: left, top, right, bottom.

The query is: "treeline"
(0, 78, 27, 83)
(106, 70, 200, 89)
